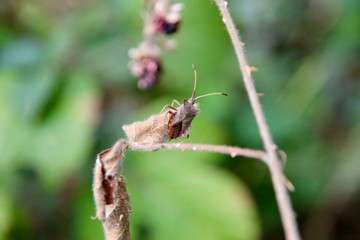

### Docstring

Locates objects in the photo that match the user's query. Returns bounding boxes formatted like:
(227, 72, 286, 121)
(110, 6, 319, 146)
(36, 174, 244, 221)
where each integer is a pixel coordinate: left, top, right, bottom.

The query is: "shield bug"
(123, 65, 227, 144)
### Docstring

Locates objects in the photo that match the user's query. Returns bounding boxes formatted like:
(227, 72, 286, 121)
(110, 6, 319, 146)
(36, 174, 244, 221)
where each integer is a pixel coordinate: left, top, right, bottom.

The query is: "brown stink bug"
(122, 65, 227, 144)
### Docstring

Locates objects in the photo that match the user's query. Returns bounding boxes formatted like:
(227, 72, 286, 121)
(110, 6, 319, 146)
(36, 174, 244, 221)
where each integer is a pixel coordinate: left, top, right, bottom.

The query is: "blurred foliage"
(1, 0, 360, 239)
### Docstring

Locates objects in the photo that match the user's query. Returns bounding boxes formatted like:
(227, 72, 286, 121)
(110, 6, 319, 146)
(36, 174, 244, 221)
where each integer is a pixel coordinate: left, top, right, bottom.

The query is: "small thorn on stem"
(250, 66, 258, 72)
(284, 177, 295, 192)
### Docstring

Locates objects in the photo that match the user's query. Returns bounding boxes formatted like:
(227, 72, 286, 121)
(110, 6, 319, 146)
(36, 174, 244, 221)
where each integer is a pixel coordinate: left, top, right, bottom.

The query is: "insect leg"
(160, 99, 180, 113)
(171, 99, 181, 107)
(160, 104, 177, 113)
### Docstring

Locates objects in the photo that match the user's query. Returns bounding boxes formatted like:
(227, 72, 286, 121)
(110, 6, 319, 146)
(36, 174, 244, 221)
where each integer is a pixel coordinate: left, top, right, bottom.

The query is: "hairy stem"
(214, 1, 301, 239)
(128, 142, 267, 162)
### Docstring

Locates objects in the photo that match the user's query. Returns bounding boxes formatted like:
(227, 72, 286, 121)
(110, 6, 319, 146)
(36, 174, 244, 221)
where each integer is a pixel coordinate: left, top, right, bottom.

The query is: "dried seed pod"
(123, 111, 171, 144)
(123, 65, 227, 144)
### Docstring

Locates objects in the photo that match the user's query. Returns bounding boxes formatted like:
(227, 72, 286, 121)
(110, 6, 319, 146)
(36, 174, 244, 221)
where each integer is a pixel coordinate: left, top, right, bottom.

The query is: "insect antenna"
(190, 64, 197, 101)
(189, 64, 227, 103)
(194, 92, 228, 101)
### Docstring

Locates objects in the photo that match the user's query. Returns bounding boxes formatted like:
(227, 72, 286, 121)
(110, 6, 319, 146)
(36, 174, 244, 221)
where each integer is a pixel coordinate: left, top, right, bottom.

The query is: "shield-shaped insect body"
(167, 99, 200, 139)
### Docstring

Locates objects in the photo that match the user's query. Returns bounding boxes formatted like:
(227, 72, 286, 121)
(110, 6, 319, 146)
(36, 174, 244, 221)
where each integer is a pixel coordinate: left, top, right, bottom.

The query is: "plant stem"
(214, 1, 301, 239)
(128, 142, 267, 162)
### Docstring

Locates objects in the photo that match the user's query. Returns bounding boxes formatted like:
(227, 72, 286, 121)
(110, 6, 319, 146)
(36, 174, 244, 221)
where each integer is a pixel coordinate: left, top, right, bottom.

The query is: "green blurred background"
(1, 0, 360, 239)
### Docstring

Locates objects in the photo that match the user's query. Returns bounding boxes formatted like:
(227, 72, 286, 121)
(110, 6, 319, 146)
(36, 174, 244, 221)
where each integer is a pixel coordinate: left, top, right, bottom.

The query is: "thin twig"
(214, 1, 301, 239)
(128, 142, 267, 162)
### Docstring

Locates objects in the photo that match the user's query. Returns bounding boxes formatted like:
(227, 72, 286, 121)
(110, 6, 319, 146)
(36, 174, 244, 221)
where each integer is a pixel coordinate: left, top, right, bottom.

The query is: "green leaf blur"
(1, 0, 359, 239)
